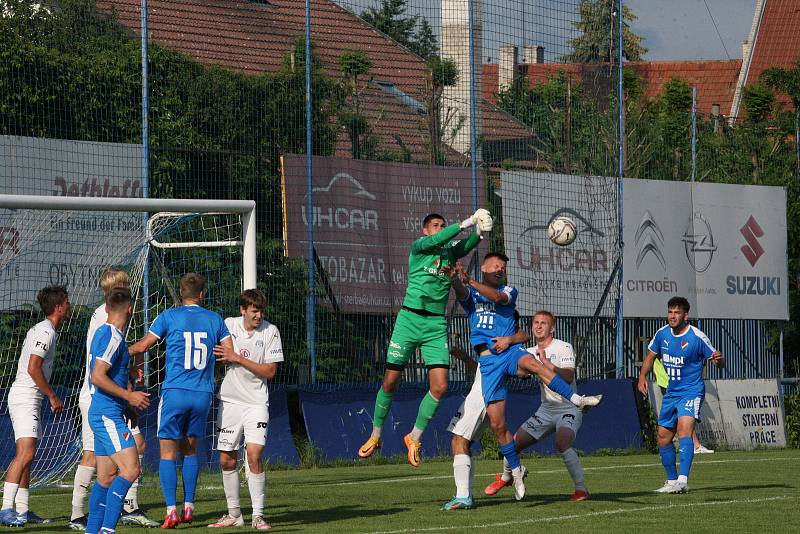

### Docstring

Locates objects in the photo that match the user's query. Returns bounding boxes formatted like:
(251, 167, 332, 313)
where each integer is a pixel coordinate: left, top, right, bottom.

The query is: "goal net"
(0, 195, 255, 487)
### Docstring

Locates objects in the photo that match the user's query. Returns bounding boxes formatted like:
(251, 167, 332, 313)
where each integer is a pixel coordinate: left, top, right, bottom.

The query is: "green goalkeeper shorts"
(386, 308, 450, 368)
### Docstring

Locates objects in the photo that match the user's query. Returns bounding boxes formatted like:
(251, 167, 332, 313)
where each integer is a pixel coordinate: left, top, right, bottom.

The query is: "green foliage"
(786, 390, 800, 448)
(426, 56, 458, 88)
(359, 0, 438, 59)
(761, 59, 800, 108)
(742, 83, 776, 123)
(422, 56, 460, 165)
(339, 49, 373, 79)
(565, 0, 648, 63)
(338, 49, 379, 159)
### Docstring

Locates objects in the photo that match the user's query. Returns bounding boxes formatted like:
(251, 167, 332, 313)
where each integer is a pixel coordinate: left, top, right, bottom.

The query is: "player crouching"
(85, 287, 151, 534)
(208, 289, 283, 531)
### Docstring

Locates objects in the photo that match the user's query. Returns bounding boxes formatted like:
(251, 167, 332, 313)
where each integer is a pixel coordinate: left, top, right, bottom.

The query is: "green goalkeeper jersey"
(402, 222, 481, 315)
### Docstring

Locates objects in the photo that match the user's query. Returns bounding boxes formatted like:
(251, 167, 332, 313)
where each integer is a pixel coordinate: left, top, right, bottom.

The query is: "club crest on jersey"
(681, 341, 689, 350)
(241, 349, 251, 359)
(122, 432, 130, 440)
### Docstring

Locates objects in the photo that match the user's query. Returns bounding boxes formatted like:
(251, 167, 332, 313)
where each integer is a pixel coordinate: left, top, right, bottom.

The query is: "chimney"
(499, 45, 518, 91)
(441, 0, 483, 158)
(523, 45, 545, 64)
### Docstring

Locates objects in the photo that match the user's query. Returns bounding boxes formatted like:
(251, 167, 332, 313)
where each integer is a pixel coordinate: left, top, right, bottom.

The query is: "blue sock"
(499, 440, 521, 470)
(102, 476, 133, 531)
(86, 481, 109, 534)
(182, 455, 199, 503)
(159, 459, 178, 507)
(659, 444, 678, 480)
(548, 374, 575, 401)
(678, 437, 695, 478)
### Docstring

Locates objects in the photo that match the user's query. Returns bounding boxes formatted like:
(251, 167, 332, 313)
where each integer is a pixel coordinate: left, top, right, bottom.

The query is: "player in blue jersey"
(637, 296, 724, 494)
(442, 255, 602, 507)
(128, 273, 233, 528)
(85, 287, 151, 534)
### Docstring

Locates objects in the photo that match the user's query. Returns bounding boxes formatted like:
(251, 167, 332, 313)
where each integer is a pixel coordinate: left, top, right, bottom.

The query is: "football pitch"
(25, 449, 800, 533)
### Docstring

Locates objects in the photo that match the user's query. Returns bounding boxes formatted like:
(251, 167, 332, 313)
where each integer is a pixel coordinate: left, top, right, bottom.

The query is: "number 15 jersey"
(149, 304, 230, 393)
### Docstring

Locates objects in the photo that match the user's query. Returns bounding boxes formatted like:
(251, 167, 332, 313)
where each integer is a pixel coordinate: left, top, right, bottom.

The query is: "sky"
(335, 0, 758, 63)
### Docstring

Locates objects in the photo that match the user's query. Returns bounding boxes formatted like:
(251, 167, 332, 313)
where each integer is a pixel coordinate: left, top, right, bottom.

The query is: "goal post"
(0, 194, 256, 486)
(0, 194, 257, 289)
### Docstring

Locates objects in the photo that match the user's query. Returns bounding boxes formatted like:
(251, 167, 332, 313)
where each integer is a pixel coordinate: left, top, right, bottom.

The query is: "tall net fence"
(1, 0, 795, 423)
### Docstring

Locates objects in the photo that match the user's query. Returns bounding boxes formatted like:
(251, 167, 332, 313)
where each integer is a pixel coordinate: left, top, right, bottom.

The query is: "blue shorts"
(478, 345, 528, 405)
(658, 390, 704, 429)
(89, 410, 136, 457)
(157, 389, 212, 439)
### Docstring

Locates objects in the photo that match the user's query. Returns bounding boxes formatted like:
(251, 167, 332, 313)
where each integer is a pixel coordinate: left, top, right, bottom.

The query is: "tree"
(338, 49, 378, 159)
(360, 0, 438, 60)
(422, 56, 459, 165)
(564, 0, 647, 63)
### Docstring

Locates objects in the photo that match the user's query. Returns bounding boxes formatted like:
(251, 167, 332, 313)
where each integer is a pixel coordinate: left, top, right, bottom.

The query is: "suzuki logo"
(634, 211, 666, 270)
(740, 216, 764, 267)
(682, 212, 716, 273)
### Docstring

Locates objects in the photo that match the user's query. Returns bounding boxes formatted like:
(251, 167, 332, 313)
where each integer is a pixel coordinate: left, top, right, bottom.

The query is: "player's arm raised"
(464, 273, 509, 305)
(27, 354, 62, 412)
(91, 360, 150, 410)
(445, 262, 470, 302)
(213, 336, 278, 380)
(637, 350, 658, 395)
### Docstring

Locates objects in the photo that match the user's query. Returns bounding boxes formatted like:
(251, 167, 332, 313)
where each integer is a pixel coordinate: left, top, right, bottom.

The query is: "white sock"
(468, 455, 476, 496)
(562, 448, 586, 491)
(677, 475, 688, 484)
(123, 480, 138, 513)
(569, 393, 582, 405)
(166, 505, 176, 514)
(2, 482, 18, 510)
(370, 426, 382, 440)
(72, 465, 95, 519)
(410, 426, 423, 441)
(14, 488, 29, 515)
(183, 501, 194, 510)
(511, 466, 523, 479)
(247, 472, 266, 517)
(221, 470, 241, 517)
(500, 457, 512, 482)
(453, 454, 471, 499)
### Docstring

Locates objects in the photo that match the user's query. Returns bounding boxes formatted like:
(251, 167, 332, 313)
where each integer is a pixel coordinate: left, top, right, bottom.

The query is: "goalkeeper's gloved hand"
(477, 212, 493, 233)
(460, 208, 490, 230)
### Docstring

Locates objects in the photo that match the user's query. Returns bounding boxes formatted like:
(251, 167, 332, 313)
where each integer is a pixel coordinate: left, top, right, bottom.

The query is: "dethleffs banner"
(281, 155, 485, 314)
(624, 179, 788, 319)
(500, 171, 788, 320)
(0, 135, 144, 309)
(649, 379, 787, 449)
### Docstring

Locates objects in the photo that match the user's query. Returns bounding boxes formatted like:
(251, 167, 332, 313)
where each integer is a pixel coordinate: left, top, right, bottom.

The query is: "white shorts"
(8, 389, 42, 440)
(447, 371, 488, 441)
(518, 404, 583, 442)
(215, 400, 269, 451)
(80, 394, 140, 452)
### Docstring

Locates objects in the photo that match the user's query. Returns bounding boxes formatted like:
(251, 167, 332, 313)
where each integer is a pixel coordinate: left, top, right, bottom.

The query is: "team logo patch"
(122, 432, 131, 440)
(241, 349, 251, 359)
(681, 341, 689, 350)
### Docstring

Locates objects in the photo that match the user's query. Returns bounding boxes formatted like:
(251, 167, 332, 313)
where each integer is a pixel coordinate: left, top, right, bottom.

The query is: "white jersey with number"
(530, 338, 577, 407)
(219, 317, 284, 406)
(79, 304, 108, 405)
(10, 319, 58, 400)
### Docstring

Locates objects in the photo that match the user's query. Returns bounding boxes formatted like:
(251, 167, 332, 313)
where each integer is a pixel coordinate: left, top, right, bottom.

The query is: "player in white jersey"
(208, 289, 283, 531)
(69, 269, 159, 530)
(1, 286, 70, 527)
(483, 310, 591, 502)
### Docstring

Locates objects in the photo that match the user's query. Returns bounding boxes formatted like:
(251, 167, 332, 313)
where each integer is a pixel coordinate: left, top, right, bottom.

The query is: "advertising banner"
(649, 378, 786, 449)
(624, 180, 788, 319)
(282, 155, 485, 313)
(0, 136, 144, 309)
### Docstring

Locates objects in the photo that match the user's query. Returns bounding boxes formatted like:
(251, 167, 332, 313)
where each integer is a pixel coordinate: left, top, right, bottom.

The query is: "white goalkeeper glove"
(477, 212, 493, 233)
(460, 208, 491, 230)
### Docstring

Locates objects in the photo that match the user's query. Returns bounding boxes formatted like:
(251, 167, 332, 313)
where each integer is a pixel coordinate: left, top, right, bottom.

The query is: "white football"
(547, 216, 577, 246)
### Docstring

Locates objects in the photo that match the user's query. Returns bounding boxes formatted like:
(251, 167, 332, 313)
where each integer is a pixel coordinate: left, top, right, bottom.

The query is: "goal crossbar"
(0, 194, 257, 289)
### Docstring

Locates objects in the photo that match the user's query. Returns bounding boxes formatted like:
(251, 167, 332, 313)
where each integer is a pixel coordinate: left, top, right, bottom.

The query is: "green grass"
(24, 449, 800, 533)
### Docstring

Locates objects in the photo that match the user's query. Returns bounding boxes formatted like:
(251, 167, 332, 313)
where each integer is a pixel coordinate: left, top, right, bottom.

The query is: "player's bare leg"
(405, 367, 448, 467)
(359, 368, 402, 458)
(518, 356, 602, 409)
(486, 401, 525, 500)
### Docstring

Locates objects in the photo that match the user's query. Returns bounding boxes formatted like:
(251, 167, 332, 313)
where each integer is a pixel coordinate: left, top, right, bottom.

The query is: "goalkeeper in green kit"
(358, 208, 493, 466)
